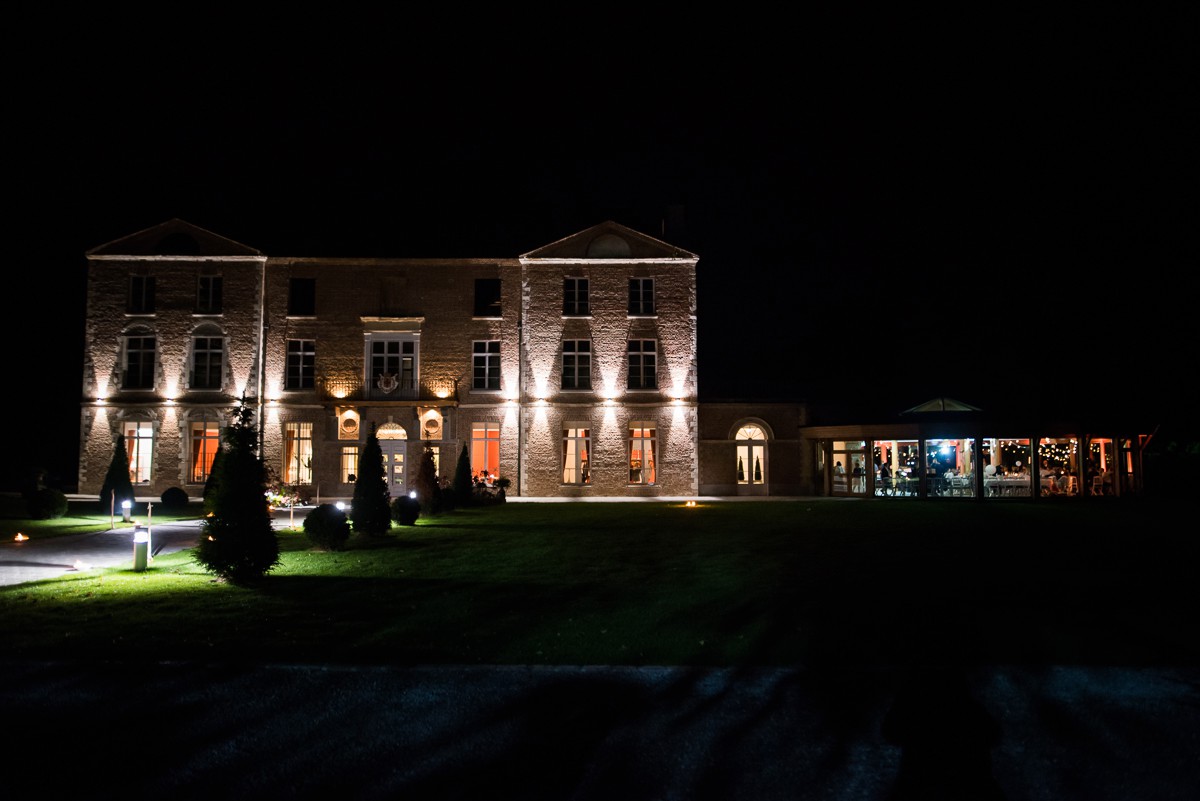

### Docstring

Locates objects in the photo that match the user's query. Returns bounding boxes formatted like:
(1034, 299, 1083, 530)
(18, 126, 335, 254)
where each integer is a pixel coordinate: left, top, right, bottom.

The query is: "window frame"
(472, 340, 501, 391)
(628, 277, 655, 316)
(286, 338, 316, 390)
(341, 446, 359, 483)
(124, 420, 155, 484)
(562, 426, 592, 485)
(196, 275, 223, 315)
(562, 339, 592, 390)
(627, 339, 657, 390)
(366, 335, 418, 397)
(189, 420, 221, 484)
(470, 422, 501, 481)
(628, 422, 657, 485)
(563, 276, 590, 316)
(190, 332, 224, 391)
(283, 422, 314, 485)
(123, 333, 157, 390)
(128, 275, 156, 315)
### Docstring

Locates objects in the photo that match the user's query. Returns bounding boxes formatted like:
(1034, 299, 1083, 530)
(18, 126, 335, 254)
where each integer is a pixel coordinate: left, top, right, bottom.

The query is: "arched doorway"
(376, 422, 409, 497)
(734, 422, 769, 496)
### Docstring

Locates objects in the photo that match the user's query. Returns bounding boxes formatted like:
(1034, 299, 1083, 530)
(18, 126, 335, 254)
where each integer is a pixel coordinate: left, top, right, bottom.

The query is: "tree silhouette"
(203, 445, 224, 515)
(352, 422, 392, 536)
(415, 445, 438, 514)
(452, 442, 473, 507)
(99, 431, 136, 514)
(194, 404, 279, 583)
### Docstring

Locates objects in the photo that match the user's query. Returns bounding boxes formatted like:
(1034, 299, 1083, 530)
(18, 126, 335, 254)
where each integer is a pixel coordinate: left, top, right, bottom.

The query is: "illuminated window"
(341, 446, 359, 483)
(627, 340, 657, 390)
(473, 340, 501, 390)
(286, 339, 316, 390)
(628, 277, 654, 316)
(735, 424, 766, 486)
(124, 421, 154, 484)
(196, 275, 222, 314)
(190, 328, 224, 390)
(629, 422, 656, 484)
(473, 278, 502, 317)
(562, 340, 591, 390)
(190, 420, 220, 484)
(563, 277, 590, 316)
(283, 422, 313, 484)
(122, 333, 156, 390)
(128, 275, 155, 314)
(471, 422, 500, 480)
(563, 427, 591, 484)
(287, 277, 316, 316)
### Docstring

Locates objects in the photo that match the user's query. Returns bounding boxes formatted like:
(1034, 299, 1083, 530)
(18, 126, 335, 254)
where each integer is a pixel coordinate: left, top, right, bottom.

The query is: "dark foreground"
(2, 659, 1197, 801)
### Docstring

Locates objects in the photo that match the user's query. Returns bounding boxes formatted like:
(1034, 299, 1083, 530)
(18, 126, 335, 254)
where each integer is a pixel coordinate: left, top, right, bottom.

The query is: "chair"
(1091, 475, 1104, 496)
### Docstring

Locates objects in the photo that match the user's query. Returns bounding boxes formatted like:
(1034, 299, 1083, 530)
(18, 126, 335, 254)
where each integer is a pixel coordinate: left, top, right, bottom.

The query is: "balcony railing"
(317, 376, 458, 403)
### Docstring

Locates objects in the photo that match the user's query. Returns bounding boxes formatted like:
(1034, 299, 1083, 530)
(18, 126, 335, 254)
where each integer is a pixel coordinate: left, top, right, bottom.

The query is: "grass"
(0, 494, 204, 540)
(1, 498, 1196, 669)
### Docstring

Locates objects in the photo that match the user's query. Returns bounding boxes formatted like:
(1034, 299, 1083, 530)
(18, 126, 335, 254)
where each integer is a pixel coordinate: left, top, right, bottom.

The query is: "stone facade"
(78, 219, 719, 501)
(697, 402, 812, 496)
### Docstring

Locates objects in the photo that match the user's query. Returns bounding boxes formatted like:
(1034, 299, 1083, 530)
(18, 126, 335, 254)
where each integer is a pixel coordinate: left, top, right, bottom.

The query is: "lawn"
(0, 493, 203, 540)
(1, 498, 1196, 668)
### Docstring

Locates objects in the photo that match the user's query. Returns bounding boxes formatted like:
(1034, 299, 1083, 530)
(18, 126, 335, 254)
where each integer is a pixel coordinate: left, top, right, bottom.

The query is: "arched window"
(734, 423, 768, 486)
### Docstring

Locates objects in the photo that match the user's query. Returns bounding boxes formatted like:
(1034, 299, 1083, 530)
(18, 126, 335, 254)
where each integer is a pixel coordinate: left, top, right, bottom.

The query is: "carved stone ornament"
(376, 373, 398, 394)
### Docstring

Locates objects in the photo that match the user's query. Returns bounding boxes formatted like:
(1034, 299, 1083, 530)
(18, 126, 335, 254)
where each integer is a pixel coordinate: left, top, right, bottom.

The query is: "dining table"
(984, 475, 1031, 496)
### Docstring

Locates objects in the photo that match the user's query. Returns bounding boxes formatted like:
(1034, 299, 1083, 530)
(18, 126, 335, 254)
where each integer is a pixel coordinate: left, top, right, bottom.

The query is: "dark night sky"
(9, 12, 1197, 488)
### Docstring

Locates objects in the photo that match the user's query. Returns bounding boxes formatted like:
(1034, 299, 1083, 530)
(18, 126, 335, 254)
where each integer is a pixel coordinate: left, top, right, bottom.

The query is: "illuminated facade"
(78, 219, 701, 500)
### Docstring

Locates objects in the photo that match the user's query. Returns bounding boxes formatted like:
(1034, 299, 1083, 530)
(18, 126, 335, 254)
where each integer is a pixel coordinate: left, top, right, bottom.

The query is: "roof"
(520, 220, 696, 261)
(902, 397, 983, 413)
(87, 219, 263, 258)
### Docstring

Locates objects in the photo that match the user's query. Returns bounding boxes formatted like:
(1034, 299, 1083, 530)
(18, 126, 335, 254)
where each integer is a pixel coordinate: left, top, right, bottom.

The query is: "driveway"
(0, 518, 206, 587)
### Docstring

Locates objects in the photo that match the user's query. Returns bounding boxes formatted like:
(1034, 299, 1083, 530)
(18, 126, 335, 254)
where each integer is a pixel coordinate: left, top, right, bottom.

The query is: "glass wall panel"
(1038, 437, 1080, 496)
(922, 438, 977, 498)
(832, 440, 866, 496)
(1086, 437, 1115, 495)
(873, 439, 920, 497)
(981, 436, 1031, 497)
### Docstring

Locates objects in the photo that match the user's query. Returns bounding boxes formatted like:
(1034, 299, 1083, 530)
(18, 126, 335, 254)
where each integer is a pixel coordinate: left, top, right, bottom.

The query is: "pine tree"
(203, 445, 224, 515)
(351, 422, 392, 536)
(194, 405, 279, 583)
(452, 443, 473, 507)
(415, 446, 438, 515)
(99, 431, 136, 514)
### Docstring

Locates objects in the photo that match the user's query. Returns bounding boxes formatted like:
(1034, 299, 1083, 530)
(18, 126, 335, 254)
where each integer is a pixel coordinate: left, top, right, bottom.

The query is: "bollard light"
(122, 499, 132, 523)
(335, 501, 346, 511)
(132, 527, 149, 572)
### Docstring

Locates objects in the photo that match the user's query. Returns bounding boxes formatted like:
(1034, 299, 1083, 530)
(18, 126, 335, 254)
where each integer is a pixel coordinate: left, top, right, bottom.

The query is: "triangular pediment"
(902, 397, 983, 413)
(521, 221, 696, 261)
(87, 219, 262, 258)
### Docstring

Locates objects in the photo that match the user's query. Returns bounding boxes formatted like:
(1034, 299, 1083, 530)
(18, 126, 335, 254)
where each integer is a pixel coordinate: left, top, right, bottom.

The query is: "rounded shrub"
(160, 486, 189, 509)
(27, 487, 69, 520)
(391, 495, 421, 526)
(303, 503, 351, 551)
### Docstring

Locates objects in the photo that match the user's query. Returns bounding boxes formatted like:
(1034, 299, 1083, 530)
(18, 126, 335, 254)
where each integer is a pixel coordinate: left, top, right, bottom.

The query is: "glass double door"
(379, 440, 407, 497)
(736, 442, 766, 495)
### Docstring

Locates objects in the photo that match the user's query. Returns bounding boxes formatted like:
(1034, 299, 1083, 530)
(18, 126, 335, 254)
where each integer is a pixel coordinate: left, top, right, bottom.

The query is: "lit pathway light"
(133, 526, 149, 572)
